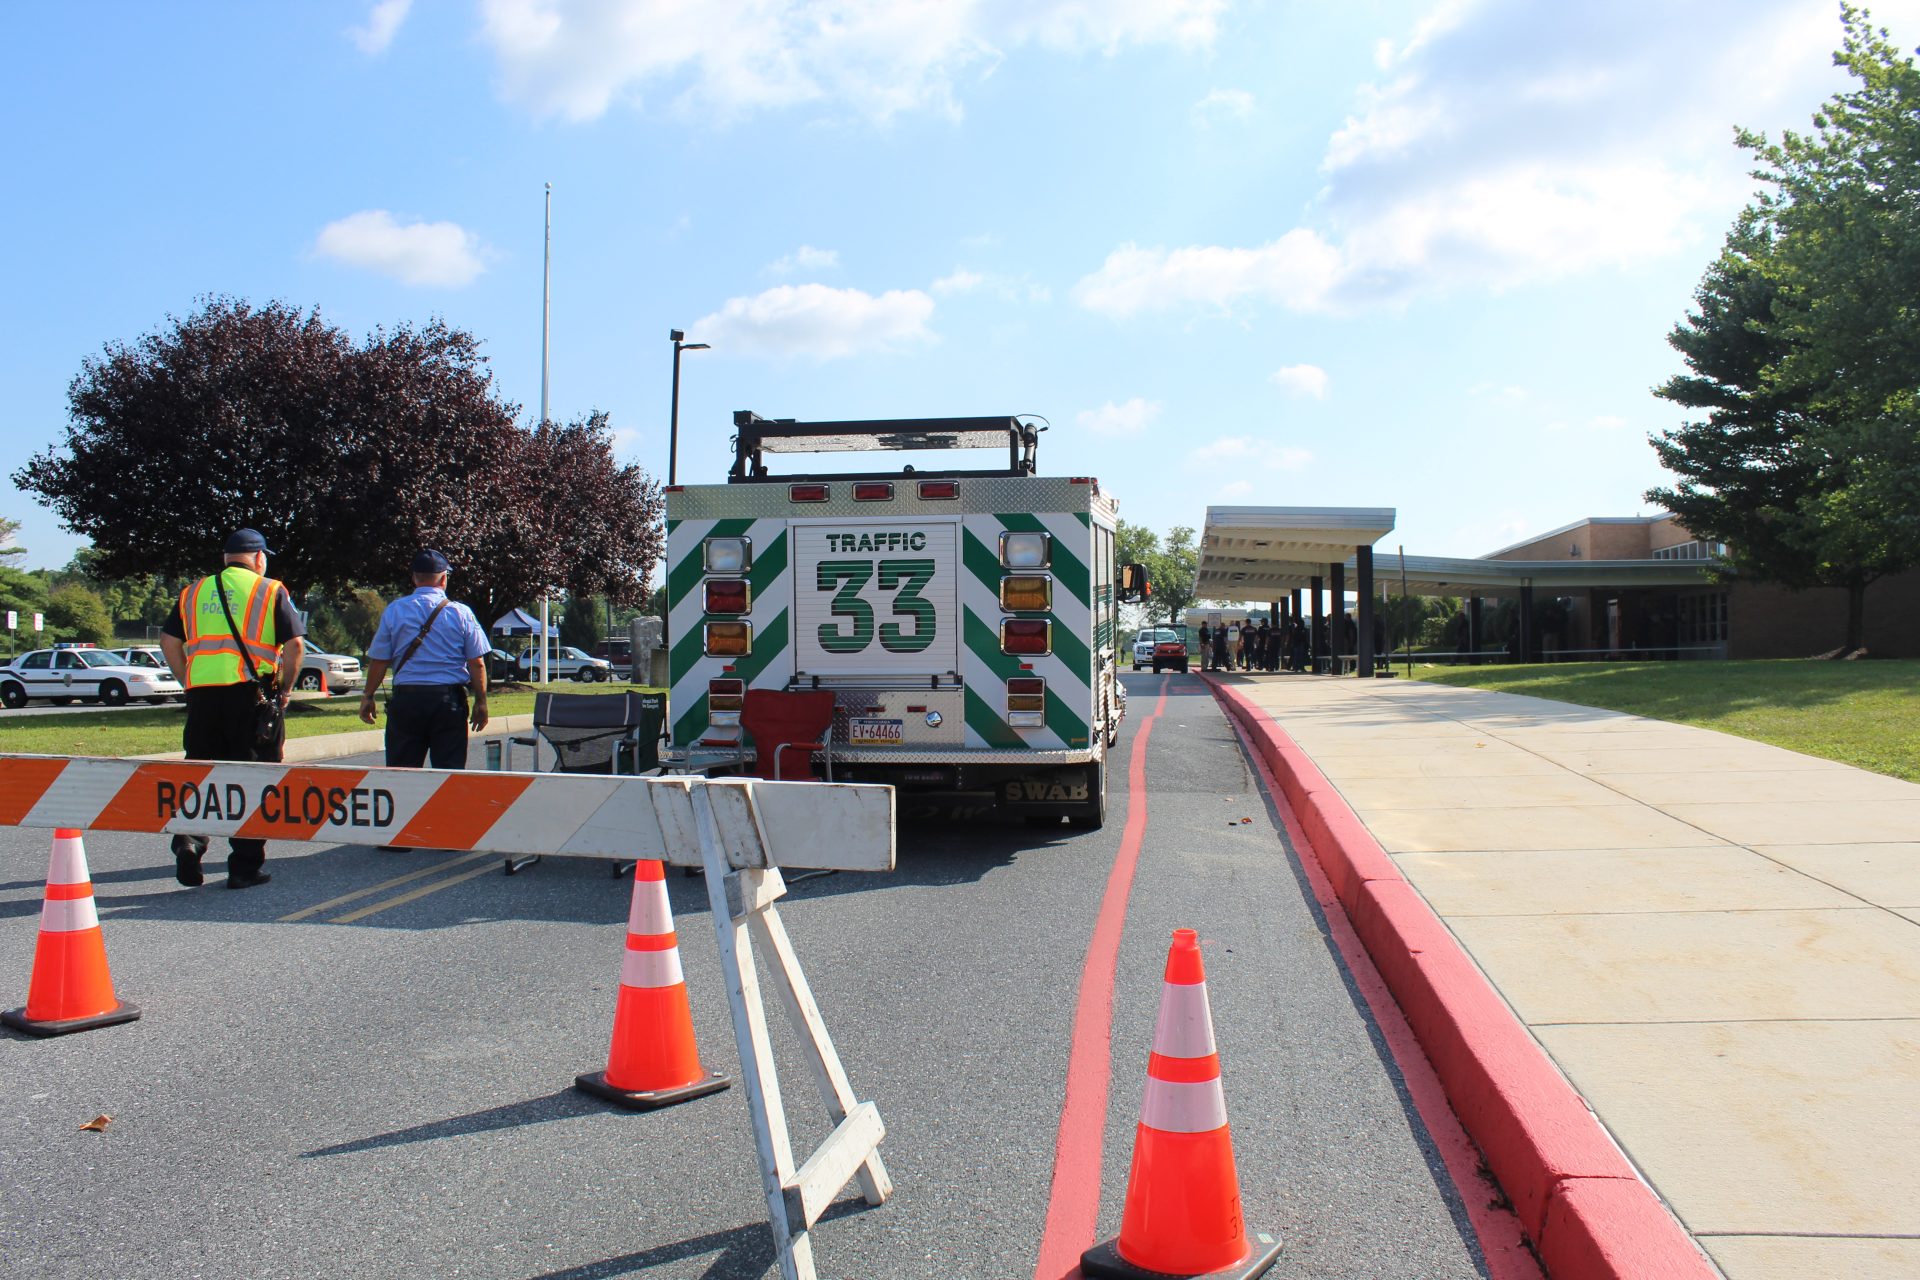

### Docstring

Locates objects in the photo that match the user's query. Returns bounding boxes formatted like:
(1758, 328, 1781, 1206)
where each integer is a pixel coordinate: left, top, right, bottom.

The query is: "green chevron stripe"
(964, 687, 1026, 748)
(669, 532, 789, 677)
(668, 518, 753, 608)
(996, 512, 1089, 602)
(672, 609, 791, 747)
(962, 612, 1088, 744)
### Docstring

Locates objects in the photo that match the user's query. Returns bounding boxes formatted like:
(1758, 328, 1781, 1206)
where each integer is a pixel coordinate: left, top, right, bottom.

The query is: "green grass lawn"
(0, 685, 595, 758)
(1408, 660, 1920, 781)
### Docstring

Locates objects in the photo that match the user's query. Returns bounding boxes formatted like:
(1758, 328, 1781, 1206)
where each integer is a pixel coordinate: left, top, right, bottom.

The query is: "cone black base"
(2, 1001, 142, 1039)
(573, 1068, 730, 1111)
(1080, 1231, 1283, 1280)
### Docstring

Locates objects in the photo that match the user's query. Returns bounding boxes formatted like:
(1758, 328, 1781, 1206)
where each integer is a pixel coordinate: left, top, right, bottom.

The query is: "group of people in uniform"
(1195, 613, 1369, 675)
(158, 529, 493, 889)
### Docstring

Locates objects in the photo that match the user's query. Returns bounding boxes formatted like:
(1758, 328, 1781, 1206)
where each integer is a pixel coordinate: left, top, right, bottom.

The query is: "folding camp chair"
(502, 690, 667, 875)
(739, 689, 836, 782)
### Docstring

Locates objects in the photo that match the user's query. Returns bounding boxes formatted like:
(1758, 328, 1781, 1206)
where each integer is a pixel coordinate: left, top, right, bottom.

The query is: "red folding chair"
(740, 689, 836, 781)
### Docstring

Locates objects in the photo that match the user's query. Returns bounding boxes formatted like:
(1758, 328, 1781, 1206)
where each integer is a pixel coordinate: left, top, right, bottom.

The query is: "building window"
(1653, 539, 1729, 562)
(1676, 590, 1729, 645)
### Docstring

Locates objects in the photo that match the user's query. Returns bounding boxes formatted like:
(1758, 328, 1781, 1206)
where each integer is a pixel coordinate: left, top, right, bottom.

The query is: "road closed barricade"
(0, 753, 894, 1280)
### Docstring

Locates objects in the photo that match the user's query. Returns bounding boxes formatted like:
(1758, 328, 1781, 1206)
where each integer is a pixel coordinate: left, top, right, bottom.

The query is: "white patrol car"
(2, 643, 184, 707)
(296, 643, 364, 691)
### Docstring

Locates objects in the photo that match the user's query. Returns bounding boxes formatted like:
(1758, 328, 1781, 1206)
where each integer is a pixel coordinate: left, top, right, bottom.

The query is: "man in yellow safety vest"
(158, 528, 306, 889)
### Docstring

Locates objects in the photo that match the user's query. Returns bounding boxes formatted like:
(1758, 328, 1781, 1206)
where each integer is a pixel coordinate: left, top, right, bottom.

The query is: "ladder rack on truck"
(666, 412, 1134, 827)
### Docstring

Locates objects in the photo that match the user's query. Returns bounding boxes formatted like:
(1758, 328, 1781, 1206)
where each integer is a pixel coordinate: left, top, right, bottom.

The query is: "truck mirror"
(1119, 563, 1152, 603)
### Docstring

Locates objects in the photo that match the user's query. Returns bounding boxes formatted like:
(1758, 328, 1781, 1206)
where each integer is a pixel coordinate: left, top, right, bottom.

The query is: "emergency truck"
(665, 413, 1142, 828)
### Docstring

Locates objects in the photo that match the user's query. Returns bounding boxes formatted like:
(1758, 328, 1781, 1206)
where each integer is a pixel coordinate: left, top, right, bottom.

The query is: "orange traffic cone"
(1082, 929, 1281, 1280)
(574, 859, 729, 1109)
(2, 829, 141, 1037)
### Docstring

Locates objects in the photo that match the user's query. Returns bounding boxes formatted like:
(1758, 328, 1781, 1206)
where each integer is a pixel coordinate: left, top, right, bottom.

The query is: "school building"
(1195, 507, 1920, 667)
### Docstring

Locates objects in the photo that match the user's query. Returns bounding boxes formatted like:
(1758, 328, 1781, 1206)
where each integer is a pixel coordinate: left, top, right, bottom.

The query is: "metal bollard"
(485, 739, 502, 771)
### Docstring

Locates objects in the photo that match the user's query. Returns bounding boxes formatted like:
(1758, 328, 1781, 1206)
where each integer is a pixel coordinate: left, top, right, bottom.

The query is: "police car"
(1, 643, 184, 707)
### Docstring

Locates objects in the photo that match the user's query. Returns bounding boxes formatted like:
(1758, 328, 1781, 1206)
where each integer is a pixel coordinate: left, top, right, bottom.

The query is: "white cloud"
(1192, 87, 1253, 124)
(1190, 436, 1312, 471)
(477, 0, 1229, 123)
(1219, 479, 1255, 498)
(1076, 398, 1161, 436)
(767, 245, 839, 274)
(1077, 0, 1920, 315)
(312, 210, 486, 287)
(1071, 232, 1344, 317)
(1271, 364, 1329, 400)
(932, 268, 984, 295)
(348, 0, 412, 55)
(693, 283, 935, 359)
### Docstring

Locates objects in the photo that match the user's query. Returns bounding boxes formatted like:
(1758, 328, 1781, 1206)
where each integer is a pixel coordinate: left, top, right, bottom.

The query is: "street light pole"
(667, 329, 709, 487)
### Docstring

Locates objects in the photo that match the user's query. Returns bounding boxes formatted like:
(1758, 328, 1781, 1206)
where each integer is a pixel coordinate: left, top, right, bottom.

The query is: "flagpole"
(539, 181, 552, 690)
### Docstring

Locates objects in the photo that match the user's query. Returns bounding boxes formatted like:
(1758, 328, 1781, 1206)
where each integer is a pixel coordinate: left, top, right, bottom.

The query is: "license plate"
(850, 717, 904, 746)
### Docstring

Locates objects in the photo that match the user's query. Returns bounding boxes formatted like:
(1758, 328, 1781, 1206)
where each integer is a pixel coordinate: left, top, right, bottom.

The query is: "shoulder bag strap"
(391, 598, 453, 679)
(213, 569, 269, 689)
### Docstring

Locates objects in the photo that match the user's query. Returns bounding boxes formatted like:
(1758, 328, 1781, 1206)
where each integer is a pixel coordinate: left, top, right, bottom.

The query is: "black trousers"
(176, 681, 284, 876)
(386, 684, 471, 770)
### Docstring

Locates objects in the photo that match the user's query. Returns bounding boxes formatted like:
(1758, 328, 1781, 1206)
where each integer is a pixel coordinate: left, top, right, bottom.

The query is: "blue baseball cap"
(224, 528, 272, 554)
(411, 548, 452, 575)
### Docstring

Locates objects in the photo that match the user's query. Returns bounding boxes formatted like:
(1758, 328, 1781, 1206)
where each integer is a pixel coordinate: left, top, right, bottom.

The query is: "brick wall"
(1729, 570, 1920, 658)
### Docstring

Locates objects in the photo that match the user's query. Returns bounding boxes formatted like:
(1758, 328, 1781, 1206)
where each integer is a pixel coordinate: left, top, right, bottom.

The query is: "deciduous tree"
(1651, 7, 1920, 651)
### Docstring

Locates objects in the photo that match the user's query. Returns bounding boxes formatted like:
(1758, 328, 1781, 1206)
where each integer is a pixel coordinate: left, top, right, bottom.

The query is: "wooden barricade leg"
(687, 782, 891, 1280)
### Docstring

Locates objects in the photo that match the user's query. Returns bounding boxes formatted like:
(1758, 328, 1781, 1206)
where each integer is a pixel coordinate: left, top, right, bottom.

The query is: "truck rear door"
(792, 519, 960, 679)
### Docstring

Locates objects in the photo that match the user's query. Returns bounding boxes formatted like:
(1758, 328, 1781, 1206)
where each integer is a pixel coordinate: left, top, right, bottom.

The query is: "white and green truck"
(664, 413, 1139, 827)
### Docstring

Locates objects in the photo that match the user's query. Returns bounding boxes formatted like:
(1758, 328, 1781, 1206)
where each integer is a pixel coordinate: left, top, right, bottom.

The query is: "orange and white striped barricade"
(0, 754, 895, 1280)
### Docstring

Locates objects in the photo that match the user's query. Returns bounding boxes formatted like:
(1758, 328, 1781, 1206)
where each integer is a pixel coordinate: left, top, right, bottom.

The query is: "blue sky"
(3, 0, 1909, 572)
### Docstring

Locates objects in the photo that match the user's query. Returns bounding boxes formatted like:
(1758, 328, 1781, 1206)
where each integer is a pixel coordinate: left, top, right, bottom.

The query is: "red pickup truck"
(1151, 635, 1189, 674)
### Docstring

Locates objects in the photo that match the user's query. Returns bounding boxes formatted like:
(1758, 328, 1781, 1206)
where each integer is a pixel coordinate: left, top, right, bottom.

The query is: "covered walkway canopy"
(1197, 506, 1397, 675)
(1197, 506, 1719, 676)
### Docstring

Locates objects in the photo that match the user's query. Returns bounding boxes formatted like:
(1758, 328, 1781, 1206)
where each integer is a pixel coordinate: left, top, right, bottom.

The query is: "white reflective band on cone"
(41, 896, 100, 934)
(619, 946, 685, 990)
(1140, 1077, 1229, 1134)
(627, 884, 675, 937)
(49, 836, 89, 886)
(1151, 981, 1218, 1059)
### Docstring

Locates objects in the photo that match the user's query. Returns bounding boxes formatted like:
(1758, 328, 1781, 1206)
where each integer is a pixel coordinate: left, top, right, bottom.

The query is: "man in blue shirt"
(358, 549, 491, 769)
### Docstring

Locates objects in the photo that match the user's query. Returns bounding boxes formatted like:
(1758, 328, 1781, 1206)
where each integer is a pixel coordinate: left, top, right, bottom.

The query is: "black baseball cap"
(411, 548, 452, 574)
(224, 528, 272, 554)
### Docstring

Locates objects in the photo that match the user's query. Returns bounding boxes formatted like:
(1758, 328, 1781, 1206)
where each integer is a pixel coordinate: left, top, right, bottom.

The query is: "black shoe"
(226, 871, 272, 890)
(171, 835, 207, 886)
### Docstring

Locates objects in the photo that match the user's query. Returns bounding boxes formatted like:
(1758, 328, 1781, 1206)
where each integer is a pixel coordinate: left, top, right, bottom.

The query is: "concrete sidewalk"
(1225, 674, 1920, 1280)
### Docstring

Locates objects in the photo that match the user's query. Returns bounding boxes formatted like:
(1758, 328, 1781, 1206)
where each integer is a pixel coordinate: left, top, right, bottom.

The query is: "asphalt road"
(0, 673, 1502, 1279)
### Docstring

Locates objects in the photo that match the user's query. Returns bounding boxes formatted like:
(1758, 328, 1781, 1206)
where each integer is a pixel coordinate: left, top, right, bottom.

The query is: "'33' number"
(817, 559, 936, 654)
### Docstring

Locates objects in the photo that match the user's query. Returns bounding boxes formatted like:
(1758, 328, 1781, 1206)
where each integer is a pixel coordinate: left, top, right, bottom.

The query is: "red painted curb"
(1206, 676, 1716, 1280)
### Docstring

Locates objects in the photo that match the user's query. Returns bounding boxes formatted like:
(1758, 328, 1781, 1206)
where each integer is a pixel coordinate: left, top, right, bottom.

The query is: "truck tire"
(1067, 755, 1106, 829)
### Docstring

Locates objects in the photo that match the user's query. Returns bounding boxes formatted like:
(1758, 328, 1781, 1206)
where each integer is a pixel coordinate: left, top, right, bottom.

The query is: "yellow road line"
(328, 858, 505, 924)
(277, 851, 493, 923)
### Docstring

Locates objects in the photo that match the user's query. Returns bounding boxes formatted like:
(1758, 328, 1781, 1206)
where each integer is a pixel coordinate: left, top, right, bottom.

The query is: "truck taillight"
(1006, 676, 1046, 726)
(999, 619, 1051, 656)
(789, 484, 829, 502)
(704, 579, 751, 614)
(704, 622, 752, 657)
(999, 530, 1050, 569)
(853, 482, 893, 501)
(999, 574, 1051, 612)
(917, 480, 958, 499)
(704, 536, 752, 573)
(708, 677, 744, 724)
